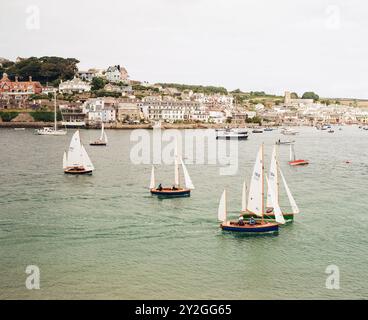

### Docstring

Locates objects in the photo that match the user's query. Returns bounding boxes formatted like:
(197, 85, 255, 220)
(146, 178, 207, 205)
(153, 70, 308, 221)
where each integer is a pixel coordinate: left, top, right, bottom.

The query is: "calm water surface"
(0, 126, 367, 299)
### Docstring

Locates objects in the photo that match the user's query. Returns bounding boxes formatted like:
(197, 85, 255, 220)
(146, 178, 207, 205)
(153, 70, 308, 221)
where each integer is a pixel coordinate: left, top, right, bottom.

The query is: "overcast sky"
(1, 0, 368, 98)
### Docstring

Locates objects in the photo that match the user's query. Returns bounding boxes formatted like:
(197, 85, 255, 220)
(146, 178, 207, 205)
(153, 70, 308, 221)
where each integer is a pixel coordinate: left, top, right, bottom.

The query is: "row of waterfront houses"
(60, 95, 245, 126)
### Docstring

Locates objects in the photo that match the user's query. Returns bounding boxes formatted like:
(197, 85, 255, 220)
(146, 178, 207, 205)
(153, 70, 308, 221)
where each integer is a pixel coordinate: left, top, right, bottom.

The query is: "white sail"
(67, 131, 83, 167)
(180, 158, 195, 189)
(104, 132, 108, 144)
(149, 165, 155, 189)
(280, 169, 300, 214)
(267, 145, 279, 208)
(266, 176, 285, 224)
(99, 123, 105, 141)
(81, 144, 95, 171)
(174, 140, 180, 187)
(289, 144, 296, 162)
(174, 156, 180, 186)
(63, 151, 67, 169)
(241, 181, 247, 211)
(217, 189, 227, 222)
(247, 146, 264, 217)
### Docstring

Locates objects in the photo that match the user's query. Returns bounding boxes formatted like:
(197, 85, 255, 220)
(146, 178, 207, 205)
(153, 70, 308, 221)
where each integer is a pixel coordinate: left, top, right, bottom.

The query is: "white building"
(105, 65, 129, 83)
(142, 96, 205, 122)
(59, 77, 91, 94)
(82, 98, 116, 123)
(208, 110, 226, 124)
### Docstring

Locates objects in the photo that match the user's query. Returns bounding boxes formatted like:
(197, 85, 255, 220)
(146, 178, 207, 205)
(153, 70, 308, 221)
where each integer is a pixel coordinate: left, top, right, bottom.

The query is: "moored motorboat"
(276, 139, 295, 145)
(252, 129, 263, 133)
(216, 128, 248, 140)
(63, 131, 94, 175)
(217, 144, 284, 234)
(281, 128, 298, 135)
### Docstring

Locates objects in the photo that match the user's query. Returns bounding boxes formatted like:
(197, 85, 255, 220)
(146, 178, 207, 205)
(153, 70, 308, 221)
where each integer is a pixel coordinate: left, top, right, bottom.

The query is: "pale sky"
(1, 0, 368, 98)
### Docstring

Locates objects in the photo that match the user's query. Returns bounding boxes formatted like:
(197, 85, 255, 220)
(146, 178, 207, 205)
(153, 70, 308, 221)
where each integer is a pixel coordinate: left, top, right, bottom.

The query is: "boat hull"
(150, 188, 190, 198)
(90, 142, 107, 146)
(64, 168, 93, 175)
(220, 221, 279, 233)
(216, 135, 248, 140)
(36, 131, 67, 136)
(289, 160, 309, 166)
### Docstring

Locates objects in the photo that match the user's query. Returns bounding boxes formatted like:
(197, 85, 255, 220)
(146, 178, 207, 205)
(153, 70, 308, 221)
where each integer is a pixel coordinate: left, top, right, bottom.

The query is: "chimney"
(29, 76, 32, 82)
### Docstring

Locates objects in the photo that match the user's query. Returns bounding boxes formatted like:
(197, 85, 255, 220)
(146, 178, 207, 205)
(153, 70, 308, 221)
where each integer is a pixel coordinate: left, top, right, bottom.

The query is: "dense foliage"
(31, 111, 62, 122)
(302, 91, 319, 100)
(157, 83, 228, 95)
(1, 56, 79, 84)
(91, 77, 108, 91)
(0, 112, 19, 122)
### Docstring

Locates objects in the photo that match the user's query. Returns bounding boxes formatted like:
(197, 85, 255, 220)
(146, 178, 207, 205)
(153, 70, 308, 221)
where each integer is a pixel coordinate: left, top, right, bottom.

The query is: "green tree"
(91, 77, 107, 91)
(4, 56, 79, 84)
(302, 91, 319, 100)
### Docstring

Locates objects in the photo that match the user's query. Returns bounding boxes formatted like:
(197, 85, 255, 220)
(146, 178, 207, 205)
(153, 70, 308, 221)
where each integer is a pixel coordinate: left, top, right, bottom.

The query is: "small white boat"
(216, 128, 248, 140)
(90, 123, 108, 146)
(281, 128, 298, 135)
(276, 139, 295, 145)
(63, 131, 94, 175)
(14, 128, 26, 131)
(35, 91, 67, 136)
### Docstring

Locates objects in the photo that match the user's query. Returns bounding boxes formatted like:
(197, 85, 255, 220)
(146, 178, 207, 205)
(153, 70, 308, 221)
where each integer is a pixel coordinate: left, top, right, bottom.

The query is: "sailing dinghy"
(90, 123, 108, 146)
(242, 144, 299, 222)
(149, 148, 194, 198)
(288, 144, 309, 166)
(63, 130, 94, 175)
(218, 144, 284, 234)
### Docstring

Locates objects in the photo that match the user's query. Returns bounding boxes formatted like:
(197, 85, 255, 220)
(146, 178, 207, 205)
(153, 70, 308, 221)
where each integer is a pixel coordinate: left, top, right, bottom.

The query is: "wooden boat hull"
(90, 142, 107, 146)
(64, 168, 93, 175)
(241, 212, 294, 222)
(289, 160, 309, 166)
(220, 221, 278, 233)
(150, 188, 190, 198)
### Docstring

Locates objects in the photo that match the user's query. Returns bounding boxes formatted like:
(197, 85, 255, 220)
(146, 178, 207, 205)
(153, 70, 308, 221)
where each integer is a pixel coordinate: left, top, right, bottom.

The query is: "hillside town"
(1, 57, 368, 127)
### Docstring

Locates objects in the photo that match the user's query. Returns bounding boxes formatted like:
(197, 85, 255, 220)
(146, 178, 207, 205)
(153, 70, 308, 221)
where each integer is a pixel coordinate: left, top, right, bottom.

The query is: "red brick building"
(0, 73, 43, 94)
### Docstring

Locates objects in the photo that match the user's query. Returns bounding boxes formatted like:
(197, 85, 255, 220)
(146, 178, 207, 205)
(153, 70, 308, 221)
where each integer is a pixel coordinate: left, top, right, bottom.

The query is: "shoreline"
(0, 122, 269, 130)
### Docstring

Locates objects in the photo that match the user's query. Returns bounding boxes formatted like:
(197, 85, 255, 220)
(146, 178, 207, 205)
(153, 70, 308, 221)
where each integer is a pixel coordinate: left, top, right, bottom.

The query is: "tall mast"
(261, 143, 264, 224)
(54, 90, 57, 131)
(276, 143, 280, 205)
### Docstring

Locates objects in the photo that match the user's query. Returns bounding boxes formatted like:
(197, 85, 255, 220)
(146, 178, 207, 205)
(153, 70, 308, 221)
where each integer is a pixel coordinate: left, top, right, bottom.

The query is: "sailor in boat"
(157, 183, 163, 191)
(248, 217, 256, 225)
(238, 216, 245, 226)
(172, 185, 178, 190)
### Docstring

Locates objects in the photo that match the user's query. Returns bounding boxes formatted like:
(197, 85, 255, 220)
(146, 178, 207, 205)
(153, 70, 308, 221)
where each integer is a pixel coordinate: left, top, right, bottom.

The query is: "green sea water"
(0, 126, 367, 299)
